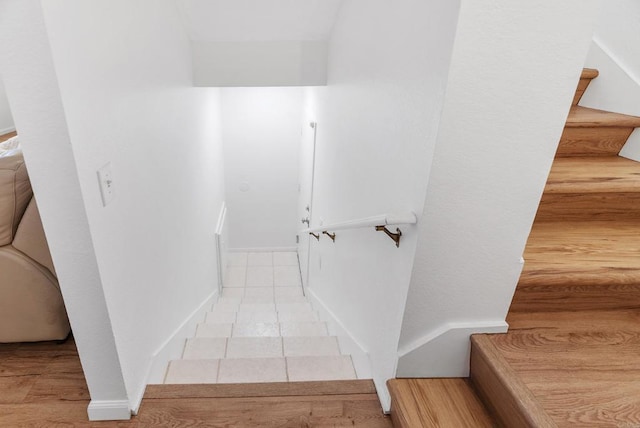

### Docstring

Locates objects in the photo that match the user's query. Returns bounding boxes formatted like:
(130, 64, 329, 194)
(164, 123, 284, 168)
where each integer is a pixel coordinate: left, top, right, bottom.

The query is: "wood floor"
(0, 130, 17, 143)
(0, 337, 390, 427)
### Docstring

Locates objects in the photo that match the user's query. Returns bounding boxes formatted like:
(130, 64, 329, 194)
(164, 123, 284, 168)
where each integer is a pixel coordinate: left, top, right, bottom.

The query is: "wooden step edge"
(573, 69, 600, 105)
(566, 106, 640, 128)
(470, 334, 558, 428)
(387, 378, 495, 428)
(144, 379, 376, 399)
(581, 68, 599, 79)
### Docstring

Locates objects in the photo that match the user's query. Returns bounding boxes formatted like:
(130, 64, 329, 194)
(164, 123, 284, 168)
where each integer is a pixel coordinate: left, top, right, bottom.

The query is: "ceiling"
(176, 0, 344, 42)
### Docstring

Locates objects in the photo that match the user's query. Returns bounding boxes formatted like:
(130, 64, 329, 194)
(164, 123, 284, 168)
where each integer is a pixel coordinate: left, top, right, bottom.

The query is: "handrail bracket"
(322, 231, 336, 242)
(375, 225, 402, 248)
(309, 232, 320, 241)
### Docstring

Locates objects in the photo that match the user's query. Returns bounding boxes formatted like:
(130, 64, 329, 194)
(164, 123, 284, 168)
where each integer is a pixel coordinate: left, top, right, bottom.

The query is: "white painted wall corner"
(87, 400, 131, 421)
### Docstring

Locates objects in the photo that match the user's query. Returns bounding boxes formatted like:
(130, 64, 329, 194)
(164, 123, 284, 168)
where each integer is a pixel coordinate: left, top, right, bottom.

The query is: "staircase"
(389, 69, 640, 427)
(164, 251, 358, 385)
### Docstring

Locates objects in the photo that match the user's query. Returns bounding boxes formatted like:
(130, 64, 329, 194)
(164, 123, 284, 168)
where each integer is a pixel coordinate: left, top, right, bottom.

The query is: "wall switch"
(97, 162, 115, 206)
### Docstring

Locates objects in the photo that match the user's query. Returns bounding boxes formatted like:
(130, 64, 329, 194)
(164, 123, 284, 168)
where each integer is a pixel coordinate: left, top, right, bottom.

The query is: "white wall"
(180, 0, 342, 87)
(0, 1, 129, 420)
(398, 0, 599, 376)
(581, 2, 640, 160)
(177, 0, 343, 42)
(303, 0, 462, 409)
(592, 1, 640, 82)
(193, 41, 328, 87)
(222, 87, 301, 250)
(18, 0, 226, 414)
(0, 77, 14, 134)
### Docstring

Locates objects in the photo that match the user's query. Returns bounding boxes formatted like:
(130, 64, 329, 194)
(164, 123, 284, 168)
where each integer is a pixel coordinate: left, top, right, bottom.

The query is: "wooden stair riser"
(510, 282, 640, 313)
(534, 192, 640, 222)
(387, 378, 495, 428)
(556, 127, 632, 157)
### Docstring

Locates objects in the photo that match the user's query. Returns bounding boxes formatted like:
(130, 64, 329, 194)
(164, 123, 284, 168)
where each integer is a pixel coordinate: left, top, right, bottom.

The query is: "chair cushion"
(0, 152, 32, 246)
(12, 198, 56, 277)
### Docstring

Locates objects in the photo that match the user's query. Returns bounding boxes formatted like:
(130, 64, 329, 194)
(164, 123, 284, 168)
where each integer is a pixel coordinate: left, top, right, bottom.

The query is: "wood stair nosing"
(387, 378, 494, 428)
(469, 335, 558, 428)
(146, 379, 376, 399)
(572, 68, 599, 106)
(581, 68, 599, 79)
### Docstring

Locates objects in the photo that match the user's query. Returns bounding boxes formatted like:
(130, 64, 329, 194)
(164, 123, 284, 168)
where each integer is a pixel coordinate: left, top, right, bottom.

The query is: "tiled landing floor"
(164, 251, 358, 384)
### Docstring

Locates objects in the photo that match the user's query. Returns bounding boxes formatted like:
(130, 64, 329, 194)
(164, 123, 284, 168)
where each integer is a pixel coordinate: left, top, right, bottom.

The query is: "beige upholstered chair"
(0, 149, 70, 342)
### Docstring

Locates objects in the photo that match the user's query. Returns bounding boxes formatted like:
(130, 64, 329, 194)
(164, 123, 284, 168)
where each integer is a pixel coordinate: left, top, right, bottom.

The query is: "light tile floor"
(165, 251, 358, 384)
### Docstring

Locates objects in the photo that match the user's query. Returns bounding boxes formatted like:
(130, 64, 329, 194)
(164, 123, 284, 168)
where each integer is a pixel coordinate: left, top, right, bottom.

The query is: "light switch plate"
(97, 162, 115, 206)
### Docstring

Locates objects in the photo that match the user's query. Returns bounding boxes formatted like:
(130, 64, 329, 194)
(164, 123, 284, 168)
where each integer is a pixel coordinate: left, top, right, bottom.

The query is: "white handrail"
(302, 212, 417, 234)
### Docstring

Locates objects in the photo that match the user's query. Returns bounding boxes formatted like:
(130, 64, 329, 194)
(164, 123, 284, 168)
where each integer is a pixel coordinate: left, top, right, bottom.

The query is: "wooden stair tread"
(520, 220, 640, 283)
(488, 312, 640, 427)
(545, 156, 640, 194)
(566, 106, 640, 128)
(512, 220, 640, 312)
(535, 192, 640, 222)
(523, 220, 640, 268)
(387, 378, 495, 428)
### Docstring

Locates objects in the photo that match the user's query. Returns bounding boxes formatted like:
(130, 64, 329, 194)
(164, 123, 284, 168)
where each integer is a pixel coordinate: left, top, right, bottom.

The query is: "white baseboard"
(130, 291, 218, 414)
(396, 320, 509, 378)
(305, 289, 382, 401)
(0, 126, 16, 136)
(87, 400, 131, 421)
(230, 247, 297, 253)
